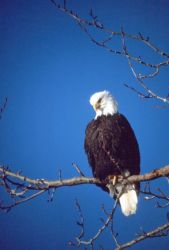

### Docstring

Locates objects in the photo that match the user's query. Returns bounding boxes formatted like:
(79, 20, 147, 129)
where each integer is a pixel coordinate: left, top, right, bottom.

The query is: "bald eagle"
(84, 91, 140, 216)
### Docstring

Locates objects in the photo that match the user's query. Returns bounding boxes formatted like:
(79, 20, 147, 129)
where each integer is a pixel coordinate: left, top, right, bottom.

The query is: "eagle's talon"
(108, 175, 123, 186)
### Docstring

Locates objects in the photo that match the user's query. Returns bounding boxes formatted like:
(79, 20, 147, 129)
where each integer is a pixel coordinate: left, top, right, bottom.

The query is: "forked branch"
(0, 164, 169, 248)
(49, 0, 169, 105)
(116, 222, 169, 250)
(0, 164, 169, 211)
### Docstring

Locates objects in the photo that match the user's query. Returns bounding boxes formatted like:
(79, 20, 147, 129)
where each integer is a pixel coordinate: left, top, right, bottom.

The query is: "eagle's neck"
(95, 99, 118, 119)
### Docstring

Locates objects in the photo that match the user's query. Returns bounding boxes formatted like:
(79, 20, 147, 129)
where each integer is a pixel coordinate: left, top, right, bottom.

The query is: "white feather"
(107, 183, 138, 216)
(89, 90, 118, 119)
(119, 189, 138, 216)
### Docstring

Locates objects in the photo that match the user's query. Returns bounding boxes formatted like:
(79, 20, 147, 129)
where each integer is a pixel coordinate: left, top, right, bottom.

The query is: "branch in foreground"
(0, 164, 169, 249)
(116, 222, 169, 250)
(0, 164, 169, 212)
(142, 181, 169, 204)
(0, 164, 169, 189)
(70, 197, 119, 249)
(69, 184, 169, 250)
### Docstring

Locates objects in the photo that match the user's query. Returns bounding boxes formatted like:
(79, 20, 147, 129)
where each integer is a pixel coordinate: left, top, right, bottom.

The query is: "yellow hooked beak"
(93, 102, 100, 111)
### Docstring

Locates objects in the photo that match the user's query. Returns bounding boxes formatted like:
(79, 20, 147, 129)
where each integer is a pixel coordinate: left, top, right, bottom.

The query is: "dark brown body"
(84, 113, 140, 192)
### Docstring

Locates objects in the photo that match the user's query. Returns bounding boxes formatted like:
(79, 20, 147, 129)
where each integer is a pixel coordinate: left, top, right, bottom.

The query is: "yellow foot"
(108, 175, 123, 186)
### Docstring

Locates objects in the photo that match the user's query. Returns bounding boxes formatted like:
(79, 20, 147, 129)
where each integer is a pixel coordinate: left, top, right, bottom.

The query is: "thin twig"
(49, 0, 169, 105)
(72, 162, 85, 177)
(75, 198, 118, 248)
(121, 27, 169, 104)
(0, 190, 46, 212)
(0, 97, 8, 120)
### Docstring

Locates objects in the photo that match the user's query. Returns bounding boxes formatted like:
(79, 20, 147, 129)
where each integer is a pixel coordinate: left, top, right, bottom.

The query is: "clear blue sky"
(0, 0, 169, 249)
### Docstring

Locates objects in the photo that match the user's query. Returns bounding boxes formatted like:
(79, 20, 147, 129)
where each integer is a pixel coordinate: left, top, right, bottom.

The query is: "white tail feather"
(119, 189, 138, 216)
(107, 183, 138, 216)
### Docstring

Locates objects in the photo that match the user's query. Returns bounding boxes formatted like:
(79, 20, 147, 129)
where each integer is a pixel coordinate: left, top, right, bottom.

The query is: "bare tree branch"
(0, 164, 169, 212)
(121, 27, 169, 104)
(72, 162, 85, 177)
(0, 190, 46, 212)
(1, 163, 168, 246)
(1, 1, 169, 248)
(0, 97, 7, 120)
(1, 165, 169, 190)
(116, 222, 169, 250)
(70, 197, 119, 249)
(141, 182, 169, 205)
(49, 0, 169, 105)
(0, 166, 99, 189)
(127, 165, 169, 183)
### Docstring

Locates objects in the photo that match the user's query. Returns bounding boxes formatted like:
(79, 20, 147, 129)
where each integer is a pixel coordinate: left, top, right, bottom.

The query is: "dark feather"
(84, 113, 140, 192)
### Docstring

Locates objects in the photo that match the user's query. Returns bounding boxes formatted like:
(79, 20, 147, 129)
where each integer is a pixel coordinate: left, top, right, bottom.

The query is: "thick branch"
(0, 167, 99, 189)
(0, 164, 168, 212)
(127, 165, 169, 183)
(0, 165, 169, 190)
(1, 164, 169, 246)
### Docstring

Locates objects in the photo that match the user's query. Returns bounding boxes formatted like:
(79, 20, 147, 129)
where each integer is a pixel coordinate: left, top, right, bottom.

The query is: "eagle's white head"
(90, 90, 118, 119)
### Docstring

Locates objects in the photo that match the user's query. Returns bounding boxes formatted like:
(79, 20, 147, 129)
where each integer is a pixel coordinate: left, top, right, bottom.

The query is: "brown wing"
(84, 113, 140, 181)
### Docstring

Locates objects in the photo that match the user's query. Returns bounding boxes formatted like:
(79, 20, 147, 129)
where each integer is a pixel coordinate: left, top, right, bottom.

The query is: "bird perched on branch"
(84, 90, 140, 216)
